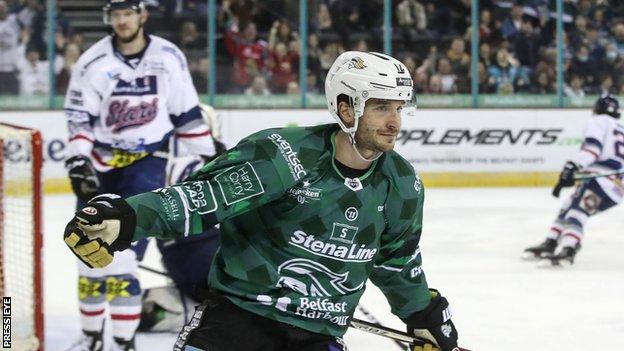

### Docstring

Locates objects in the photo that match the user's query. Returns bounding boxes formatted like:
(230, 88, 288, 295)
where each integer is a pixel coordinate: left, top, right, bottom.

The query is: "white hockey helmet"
(324, 51, 416, 136)
(103, 0, 146, 24)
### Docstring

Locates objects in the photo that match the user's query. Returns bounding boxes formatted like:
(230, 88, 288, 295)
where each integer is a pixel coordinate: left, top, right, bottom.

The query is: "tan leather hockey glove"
(63, 194, 135, 268)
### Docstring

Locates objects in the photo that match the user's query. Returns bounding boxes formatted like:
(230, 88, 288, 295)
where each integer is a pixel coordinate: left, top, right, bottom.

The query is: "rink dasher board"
(0, 109, 589, 190)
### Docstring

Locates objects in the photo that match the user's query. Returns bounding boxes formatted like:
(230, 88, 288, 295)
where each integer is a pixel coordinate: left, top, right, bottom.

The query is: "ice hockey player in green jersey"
(63, 51, 461, 351)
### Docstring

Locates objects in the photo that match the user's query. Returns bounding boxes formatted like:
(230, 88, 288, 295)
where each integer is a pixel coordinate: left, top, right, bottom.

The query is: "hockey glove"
(404, 289, 459, 351)
(213, 140, 227, 157)
(65, 155, 100, 201)
(552, 161, 580, 197)
(63, 194, 136, 268)
(202, 140, 227, 164)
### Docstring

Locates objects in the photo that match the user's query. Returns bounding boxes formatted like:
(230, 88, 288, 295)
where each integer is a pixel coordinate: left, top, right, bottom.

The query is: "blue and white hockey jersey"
(575, 114, 624, 202)
(64, 34, 215, 172)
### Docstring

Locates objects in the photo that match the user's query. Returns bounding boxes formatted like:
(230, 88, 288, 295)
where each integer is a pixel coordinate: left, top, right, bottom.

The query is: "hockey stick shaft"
(349, 318, 471, 351)
(356, 306, 406, 349)
(349, 318, 414, 344)
(139, 264, 168, 276)
(553, 169, 624, 197)
(573, 169, 624, 180)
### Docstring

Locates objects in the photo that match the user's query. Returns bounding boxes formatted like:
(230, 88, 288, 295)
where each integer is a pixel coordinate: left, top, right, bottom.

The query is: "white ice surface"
(44, 188, 624, 351)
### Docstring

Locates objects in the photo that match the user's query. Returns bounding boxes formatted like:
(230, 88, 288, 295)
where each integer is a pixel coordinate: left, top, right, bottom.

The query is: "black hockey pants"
(173, 293, 347, 351)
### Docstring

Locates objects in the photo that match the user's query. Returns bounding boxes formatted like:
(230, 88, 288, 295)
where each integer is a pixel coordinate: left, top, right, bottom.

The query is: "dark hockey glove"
(404, 289, 459, 351)
(63, 194, 136, 268)
(213, 139, 227, 156)
(552, 161, 580, 198)
(65, 155, 100, 201)
(201, 140, 227, 164)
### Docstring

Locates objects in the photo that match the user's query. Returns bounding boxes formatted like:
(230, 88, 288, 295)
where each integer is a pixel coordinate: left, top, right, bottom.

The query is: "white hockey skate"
(65, 330, 104, 351)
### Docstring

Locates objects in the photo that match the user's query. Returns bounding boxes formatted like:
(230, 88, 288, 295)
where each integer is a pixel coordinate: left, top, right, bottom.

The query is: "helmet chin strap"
(347, 119, 383, 162)
(350, 137, 383, 162)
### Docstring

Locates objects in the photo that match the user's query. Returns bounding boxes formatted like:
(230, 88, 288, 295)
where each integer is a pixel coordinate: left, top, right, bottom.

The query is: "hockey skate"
(537, 244, 581, 268)
(65, 330, 104, 351)
(111, 337, 136, 351)
(521, 238, 558, 260)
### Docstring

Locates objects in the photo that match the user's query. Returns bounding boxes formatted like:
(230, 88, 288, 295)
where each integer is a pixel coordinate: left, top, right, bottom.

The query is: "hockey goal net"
(0, 123, 44, 351)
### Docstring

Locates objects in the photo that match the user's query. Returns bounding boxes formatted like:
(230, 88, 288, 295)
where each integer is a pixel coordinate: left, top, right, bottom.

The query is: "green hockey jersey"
(126, 123, 431, 336)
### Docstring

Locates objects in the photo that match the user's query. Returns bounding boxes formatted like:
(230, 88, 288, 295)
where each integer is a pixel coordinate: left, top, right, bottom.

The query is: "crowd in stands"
(151, 0, 624, 97)
(3, 0, 624, 98)
(0, 0, 79, 96)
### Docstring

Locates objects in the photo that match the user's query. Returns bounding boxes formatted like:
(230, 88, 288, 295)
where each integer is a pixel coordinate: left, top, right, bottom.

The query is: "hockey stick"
(553, 169, 624, 197)
(356, 305, 406, 349)
(573, 169, 624, 180)
(138, 263, 168, 276)
(349, 318, 471, 351)
(349, 318, 414, 344)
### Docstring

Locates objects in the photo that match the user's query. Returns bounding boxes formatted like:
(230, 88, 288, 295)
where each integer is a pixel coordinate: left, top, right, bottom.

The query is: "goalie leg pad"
(139, 286, 199, 332)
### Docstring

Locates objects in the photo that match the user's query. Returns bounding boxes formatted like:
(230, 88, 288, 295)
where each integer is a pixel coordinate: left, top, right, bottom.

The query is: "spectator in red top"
(268, 41, 298, 93)
(225, 21, 267, 92)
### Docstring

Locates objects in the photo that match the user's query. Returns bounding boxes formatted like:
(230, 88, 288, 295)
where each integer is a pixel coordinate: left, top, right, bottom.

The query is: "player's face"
(110, 8, 143, 43)
(355, 98, 404, 154)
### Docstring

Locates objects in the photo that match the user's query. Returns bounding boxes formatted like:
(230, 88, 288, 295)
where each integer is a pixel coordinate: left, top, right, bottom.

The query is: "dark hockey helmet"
(103, 0, 145, 24)
(593, 94, 620, 119)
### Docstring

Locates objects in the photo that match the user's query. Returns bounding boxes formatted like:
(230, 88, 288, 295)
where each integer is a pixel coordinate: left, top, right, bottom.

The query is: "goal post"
(0, 123, 44, 351)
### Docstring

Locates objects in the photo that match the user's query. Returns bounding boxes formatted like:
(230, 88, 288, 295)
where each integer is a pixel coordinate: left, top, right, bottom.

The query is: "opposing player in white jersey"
(63, 1, 217, 350)
(523, 95, 624, 267)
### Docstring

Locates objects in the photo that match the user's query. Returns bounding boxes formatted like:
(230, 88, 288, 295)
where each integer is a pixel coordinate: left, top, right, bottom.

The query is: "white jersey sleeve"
(575, 115, 615, 168)
(575, 114, 624, 202)
(164, 46, 216, 157)
(63, 49, 106, 157)
(163, 46, 199, 122)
